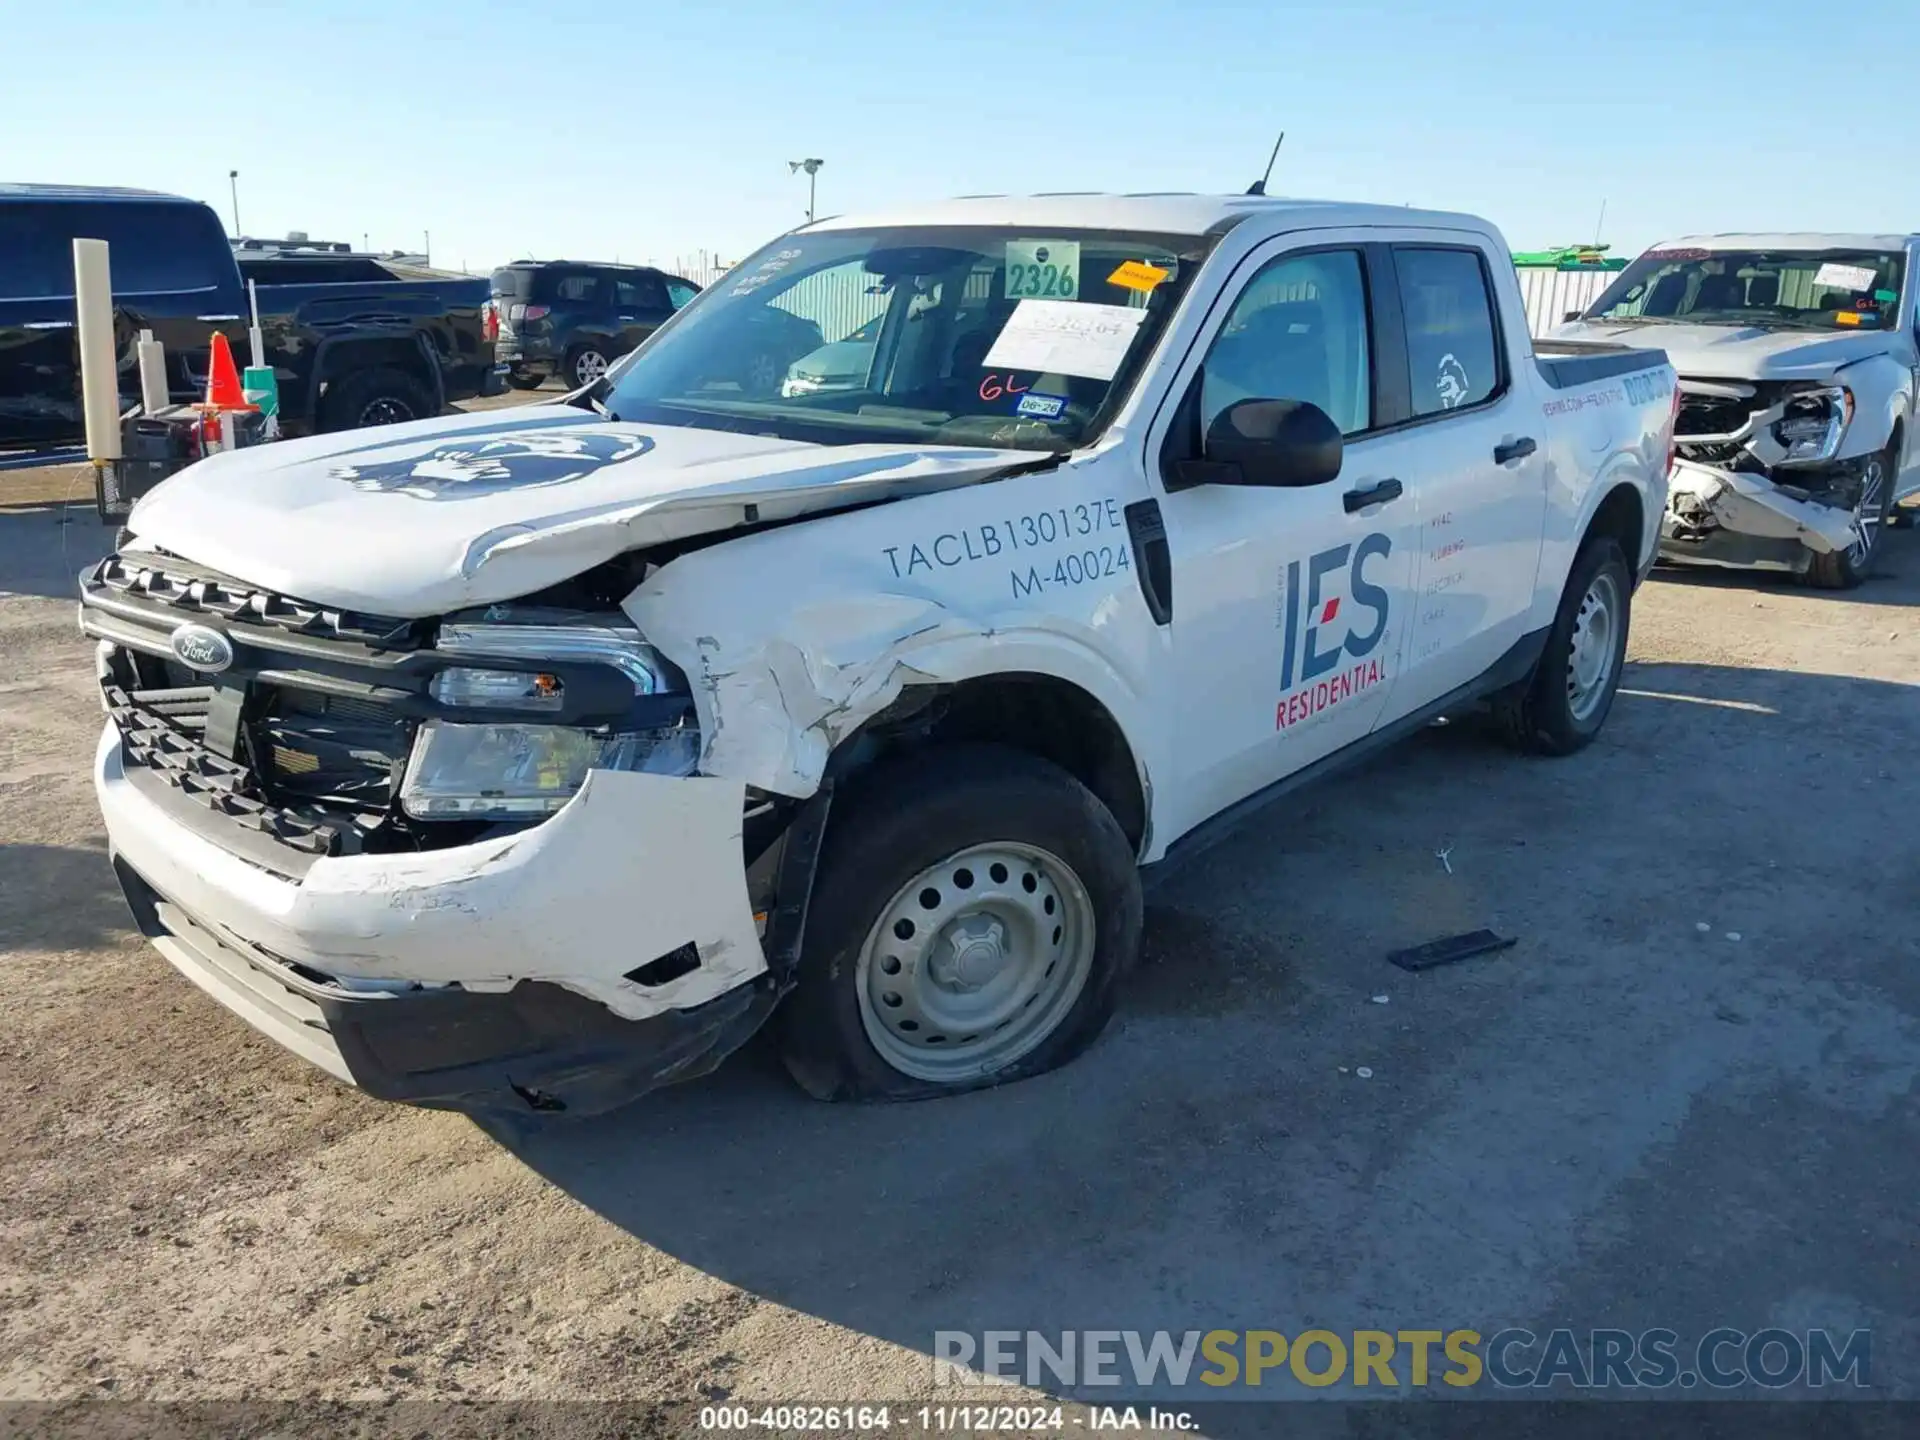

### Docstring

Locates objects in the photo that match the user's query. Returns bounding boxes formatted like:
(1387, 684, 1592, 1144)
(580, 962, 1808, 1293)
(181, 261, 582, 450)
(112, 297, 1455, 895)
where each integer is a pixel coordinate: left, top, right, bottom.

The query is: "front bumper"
(95, 723, 776, 1113)
(1658, 459, 1859, 570)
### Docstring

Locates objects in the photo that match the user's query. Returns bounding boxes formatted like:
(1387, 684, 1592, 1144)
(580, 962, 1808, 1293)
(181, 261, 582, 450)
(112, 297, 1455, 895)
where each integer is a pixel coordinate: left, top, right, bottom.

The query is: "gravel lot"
(3, 414, 1917, 1421)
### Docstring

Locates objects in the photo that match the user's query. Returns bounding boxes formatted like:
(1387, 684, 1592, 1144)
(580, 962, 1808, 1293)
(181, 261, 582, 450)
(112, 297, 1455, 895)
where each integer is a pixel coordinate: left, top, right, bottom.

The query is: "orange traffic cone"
(204, 332, 253, 411)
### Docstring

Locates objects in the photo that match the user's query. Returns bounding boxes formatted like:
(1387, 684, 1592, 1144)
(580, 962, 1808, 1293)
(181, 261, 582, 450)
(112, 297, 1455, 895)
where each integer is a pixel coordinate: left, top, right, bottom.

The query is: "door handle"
(1494, 436, 1538, 464)
(1342, 478, 1403, 513)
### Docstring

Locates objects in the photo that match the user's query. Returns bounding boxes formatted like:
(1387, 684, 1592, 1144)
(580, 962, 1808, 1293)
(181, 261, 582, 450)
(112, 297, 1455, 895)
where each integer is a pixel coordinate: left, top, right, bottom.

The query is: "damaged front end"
(1662, 380, 1869, 569)
(82, 548, 833, 1118)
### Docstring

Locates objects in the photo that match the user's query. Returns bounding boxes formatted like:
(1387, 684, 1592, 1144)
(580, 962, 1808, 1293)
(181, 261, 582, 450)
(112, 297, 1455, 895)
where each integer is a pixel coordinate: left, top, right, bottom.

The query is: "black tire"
(1806, 448, 1896, 589)
(778, 744, 1142, 1102)
(1489, 535, 1632, 756)
(506, 369, 546, 391)
(318, 366, 437, 433)
(564, 345, 611, 390)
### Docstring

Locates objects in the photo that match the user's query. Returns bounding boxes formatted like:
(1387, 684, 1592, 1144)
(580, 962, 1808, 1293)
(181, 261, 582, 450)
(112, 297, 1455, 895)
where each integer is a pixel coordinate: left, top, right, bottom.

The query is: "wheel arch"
(825, 670, 1152, 857)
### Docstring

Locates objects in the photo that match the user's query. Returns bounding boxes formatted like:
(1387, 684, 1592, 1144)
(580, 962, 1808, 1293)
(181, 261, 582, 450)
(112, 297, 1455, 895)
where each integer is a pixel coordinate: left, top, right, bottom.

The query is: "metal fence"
(1516, 267, 1621, 336)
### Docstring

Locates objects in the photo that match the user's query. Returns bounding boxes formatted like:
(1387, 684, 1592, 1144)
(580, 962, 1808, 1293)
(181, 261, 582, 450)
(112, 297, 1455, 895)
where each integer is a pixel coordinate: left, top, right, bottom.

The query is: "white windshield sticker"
(982, 300, 1147, 380)
(1005, 240, 1081, 300)
(1812, 262, 1877, 293)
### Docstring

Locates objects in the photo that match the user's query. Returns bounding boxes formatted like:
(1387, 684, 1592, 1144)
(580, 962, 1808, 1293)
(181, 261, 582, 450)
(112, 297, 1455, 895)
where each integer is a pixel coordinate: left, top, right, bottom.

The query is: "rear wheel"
(318, 366, 437, 432)
(506, 369, 546, 391)
(1489, 535, 1632, 756)
(566, 346, 610, 389)
(1806, 449, 1894, 589)
(779, 745, 1142, 1101)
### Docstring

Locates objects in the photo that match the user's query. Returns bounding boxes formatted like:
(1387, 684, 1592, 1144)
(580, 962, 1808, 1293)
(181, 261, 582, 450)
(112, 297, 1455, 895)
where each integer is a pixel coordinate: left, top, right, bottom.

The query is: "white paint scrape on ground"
(2, 414, 1918, 1416)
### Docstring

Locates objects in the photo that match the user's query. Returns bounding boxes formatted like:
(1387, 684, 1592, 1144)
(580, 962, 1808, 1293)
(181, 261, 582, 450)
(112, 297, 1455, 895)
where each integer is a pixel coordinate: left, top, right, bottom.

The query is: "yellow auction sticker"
(1108, 259, 1171, 293)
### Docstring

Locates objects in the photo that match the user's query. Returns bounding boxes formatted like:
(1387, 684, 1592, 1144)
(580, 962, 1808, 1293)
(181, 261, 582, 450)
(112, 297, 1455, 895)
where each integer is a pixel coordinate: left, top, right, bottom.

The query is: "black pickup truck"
(0, 184, 504, 452)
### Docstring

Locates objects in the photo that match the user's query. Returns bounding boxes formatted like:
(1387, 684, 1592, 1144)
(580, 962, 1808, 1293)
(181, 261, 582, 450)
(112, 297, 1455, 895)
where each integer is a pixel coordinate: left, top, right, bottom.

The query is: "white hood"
(1553, 319, 1895, 382)
(126, 405, 1030, 616)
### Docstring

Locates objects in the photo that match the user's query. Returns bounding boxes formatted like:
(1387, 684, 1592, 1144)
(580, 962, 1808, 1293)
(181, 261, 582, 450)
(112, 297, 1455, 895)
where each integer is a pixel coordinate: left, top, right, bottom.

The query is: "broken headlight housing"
(1771, 384, 1853, 466)
(400, 620, 698, 821)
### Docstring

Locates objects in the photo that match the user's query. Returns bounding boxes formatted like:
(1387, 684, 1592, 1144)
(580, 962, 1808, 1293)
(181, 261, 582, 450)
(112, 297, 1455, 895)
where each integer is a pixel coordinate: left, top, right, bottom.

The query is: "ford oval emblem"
(169, 622, 235, 673)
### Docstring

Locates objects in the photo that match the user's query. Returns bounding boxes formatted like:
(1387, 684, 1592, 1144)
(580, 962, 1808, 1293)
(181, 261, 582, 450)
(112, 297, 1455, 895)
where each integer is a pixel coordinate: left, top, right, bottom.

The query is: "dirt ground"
(2, 412, 1917, 1424)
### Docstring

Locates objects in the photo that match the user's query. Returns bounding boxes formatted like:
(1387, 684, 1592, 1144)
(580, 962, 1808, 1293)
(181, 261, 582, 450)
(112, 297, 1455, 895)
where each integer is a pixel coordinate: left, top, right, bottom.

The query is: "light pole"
(228, 169, 241, 238)
(788, 158, 824, 223)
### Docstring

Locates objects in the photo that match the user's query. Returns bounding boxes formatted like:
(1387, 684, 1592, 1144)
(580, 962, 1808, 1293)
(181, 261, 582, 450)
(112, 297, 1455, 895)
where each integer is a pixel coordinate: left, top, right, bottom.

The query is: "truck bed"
(1534, 339, 1669, 390)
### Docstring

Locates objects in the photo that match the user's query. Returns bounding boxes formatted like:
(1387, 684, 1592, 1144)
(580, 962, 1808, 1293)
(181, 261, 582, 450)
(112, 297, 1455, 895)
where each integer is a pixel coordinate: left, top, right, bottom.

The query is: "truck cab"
(82, 194, 1676, 1116)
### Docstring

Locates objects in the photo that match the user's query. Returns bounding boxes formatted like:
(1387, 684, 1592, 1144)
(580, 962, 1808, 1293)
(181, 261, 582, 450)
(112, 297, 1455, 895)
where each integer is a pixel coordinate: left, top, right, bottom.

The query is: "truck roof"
(0, 183, 197, 205)
(1653, 231, 1918, 253)
(802, 192, 1497, 241)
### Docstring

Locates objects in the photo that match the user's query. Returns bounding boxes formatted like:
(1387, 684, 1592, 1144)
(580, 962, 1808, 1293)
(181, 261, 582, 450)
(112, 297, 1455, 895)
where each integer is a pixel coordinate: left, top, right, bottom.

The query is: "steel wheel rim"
(747, 352, 779, 392)
(574, 350, 609, 385)
(1849, 458, 1887, 567)
(855, 841, 1097, 1083)
(1566, 569, 1621, 724)
(357, 397, 416, 426)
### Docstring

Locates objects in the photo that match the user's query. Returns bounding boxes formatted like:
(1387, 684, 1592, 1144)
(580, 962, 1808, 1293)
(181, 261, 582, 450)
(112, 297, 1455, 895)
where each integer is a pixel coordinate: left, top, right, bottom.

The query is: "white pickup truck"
(82, 195, 1677, 1116)
(1557, 232, 1920, 587)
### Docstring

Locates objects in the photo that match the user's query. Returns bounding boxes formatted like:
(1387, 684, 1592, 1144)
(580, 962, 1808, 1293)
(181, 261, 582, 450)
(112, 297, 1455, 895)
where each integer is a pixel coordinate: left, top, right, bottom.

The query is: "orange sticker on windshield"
(1108, 260, 1170, 293)
(1835, 311, 1863, 327)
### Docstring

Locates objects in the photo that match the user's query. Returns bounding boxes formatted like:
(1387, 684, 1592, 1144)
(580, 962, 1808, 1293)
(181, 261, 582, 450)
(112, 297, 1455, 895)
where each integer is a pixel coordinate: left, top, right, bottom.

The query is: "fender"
(1831, 353, 1911, 465)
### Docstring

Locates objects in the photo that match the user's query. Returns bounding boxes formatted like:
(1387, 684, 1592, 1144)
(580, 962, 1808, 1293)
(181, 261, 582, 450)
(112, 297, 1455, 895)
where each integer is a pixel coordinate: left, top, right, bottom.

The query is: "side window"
(553, 274, 600, 304)
(1394, 247, 1502, 416)
(1199, 249, 1372, 438)
(666, 280, 698, 309)
(615, 274, 667, 310)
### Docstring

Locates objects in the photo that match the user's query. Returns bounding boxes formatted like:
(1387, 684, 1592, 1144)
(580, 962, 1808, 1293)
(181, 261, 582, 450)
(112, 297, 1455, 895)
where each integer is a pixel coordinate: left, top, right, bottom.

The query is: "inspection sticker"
(1813, 262, 1877, 293)
(1107, 259, 1170, 293)
(1005, 240, 1080, 300)
(1016, 392, 1068, 419)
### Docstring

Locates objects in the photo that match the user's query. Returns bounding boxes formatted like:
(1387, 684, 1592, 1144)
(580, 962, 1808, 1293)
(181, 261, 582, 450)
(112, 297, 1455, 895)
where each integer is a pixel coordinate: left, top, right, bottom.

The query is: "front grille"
(85, 552, 427, 858)
(93, 551, 421, 650)
(1675, 394, 1754, 438)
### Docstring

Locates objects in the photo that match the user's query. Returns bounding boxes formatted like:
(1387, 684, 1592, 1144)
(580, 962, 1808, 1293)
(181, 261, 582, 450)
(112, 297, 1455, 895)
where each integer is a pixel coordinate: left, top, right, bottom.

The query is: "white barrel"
(73, 238, 122, 460)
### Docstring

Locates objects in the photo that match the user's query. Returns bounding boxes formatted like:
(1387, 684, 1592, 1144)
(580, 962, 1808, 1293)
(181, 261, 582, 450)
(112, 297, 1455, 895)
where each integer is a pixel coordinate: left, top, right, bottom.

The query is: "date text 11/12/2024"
(881, 498, 1131, 598)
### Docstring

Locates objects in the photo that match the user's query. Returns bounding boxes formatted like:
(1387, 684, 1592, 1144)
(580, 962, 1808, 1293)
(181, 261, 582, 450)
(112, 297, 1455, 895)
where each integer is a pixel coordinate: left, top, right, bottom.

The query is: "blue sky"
(7, 0, 1915, 274)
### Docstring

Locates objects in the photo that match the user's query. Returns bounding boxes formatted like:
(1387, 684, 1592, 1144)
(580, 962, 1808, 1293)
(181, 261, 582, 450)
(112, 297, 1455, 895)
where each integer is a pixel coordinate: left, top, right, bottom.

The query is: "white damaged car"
(1557, 233, 1919, 588)
(83, 194, 1676, 1116)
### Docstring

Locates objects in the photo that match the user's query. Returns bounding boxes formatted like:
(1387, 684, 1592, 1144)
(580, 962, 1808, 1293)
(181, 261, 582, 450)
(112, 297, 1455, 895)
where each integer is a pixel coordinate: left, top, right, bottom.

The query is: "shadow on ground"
(0, 502, 116, 601)
(0, 839, 129, 955)
(495, 660, 1920, 1416)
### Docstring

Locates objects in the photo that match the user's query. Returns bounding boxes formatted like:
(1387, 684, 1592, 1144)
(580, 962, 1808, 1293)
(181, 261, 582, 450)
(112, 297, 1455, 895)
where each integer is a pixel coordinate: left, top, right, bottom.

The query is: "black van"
(491, 261, 699, 391)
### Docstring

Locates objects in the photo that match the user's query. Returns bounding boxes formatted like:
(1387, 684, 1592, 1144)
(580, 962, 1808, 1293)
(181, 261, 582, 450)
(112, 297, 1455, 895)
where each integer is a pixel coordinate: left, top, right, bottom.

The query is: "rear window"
(1, 199, 232, 299)
(491, 267, 534, 299)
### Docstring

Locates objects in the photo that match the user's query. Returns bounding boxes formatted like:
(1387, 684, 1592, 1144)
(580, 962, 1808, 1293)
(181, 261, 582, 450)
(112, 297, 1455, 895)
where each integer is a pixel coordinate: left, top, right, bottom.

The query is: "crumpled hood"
(1553, 320, 1896, 381)
(126, 405, 1029, 616)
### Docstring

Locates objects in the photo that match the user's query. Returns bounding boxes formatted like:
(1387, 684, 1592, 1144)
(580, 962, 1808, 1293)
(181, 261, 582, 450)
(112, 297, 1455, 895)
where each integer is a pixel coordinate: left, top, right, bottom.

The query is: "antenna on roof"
(1246, 132, 1285, 197)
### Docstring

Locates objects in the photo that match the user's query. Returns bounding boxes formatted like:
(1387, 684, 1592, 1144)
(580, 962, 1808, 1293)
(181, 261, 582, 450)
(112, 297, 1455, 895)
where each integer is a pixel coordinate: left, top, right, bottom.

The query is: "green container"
(242, 365, 279, 419)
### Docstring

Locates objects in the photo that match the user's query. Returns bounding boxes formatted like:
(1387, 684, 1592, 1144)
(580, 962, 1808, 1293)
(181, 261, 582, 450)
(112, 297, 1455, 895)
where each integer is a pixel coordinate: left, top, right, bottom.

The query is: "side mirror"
(1202, 398, 1343, 488)
(1562, 309, 1584, 324)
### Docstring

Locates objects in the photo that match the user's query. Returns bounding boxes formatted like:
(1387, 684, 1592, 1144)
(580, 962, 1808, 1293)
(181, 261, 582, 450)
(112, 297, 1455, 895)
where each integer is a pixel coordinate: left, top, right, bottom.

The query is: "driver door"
(1148, 237, 1425, 839)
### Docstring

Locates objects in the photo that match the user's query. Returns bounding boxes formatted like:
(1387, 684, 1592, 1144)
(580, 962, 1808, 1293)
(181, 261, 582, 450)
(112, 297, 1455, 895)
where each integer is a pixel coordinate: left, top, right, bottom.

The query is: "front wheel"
(778, 745, 1142, 1101)
(1489, 535, 1632, 756)
(1806, 449, 1894, 589)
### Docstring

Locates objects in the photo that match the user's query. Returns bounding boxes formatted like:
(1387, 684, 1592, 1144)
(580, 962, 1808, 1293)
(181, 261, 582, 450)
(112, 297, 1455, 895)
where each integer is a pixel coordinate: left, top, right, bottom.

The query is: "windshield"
(1583, 247, 1907, 331)
(599, 225, 1216, 451)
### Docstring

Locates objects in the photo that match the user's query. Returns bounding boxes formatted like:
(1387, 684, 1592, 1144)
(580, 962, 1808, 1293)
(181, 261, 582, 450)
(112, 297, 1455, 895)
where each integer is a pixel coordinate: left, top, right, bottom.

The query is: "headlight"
(1772, 385, 1852, 465)
(401, 620, 696, 821)
(400, 721, 698, 818)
